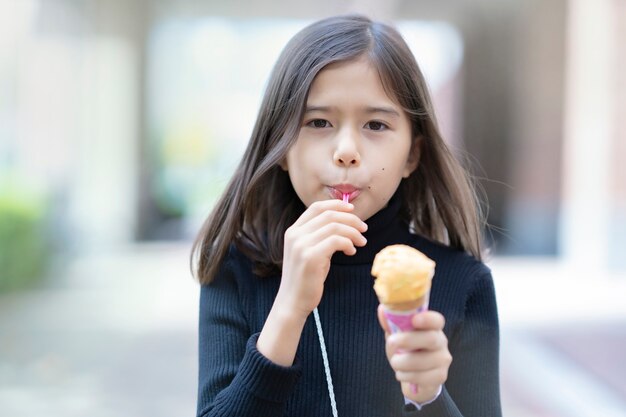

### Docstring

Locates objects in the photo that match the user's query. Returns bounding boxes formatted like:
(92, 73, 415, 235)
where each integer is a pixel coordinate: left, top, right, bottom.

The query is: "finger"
(298, 208, 368, 235)
(411, 310, 445, 331)
(292, 199, 355, 228)
(394, 367, 450, 388)
(305, 222, 367, 248)
(390, 349, 452, 372)
(388, 329, 448, 352)
(306, 234, 359, 259)
(291, 221, 366, 259)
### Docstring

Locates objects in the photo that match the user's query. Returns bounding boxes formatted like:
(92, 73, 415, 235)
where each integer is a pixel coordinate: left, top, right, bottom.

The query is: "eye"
(365, 121, 388, 131)
(306, 119, 332, 128)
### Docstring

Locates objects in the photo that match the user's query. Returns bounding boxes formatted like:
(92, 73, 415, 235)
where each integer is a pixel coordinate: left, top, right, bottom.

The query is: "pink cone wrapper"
(383, 291, 430, 394)
(384, 304, 427, 332)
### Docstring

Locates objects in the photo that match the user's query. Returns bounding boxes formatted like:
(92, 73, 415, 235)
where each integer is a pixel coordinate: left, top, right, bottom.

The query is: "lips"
(329, 184, 361, 202)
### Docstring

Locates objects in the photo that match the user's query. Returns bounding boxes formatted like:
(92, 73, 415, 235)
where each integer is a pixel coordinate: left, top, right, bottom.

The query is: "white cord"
(313, 307, 339, 417)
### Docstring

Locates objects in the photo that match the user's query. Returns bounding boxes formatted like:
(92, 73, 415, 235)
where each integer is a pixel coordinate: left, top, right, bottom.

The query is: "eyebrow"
(305, 105, 401, 118)
(364, 106, 401, 118)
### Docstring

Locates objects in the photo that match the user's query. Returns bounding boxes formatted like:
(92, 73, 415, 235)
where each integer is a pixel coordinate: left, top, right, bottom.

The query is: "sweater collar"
(331, 191, 411, 265)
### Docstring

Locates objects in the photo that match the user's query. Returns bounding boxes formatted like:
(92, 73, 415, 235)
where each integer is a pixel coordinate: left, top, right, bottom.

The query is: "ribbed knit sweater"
(197, 195, 501, 417)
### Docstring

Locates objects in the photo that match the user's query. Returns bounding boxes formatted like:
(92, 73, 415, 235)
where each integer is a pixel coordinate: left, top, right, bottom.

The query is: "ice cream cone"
(383, 295, 428, 313)
(372, 244, 435, 331)
(372, 244, 435, 317)
(372, 244, 436, 393)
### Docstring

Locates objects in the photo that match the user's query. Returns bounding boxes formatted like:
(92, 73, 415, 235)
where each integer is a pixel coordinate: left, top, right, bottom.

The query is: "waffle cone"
(383, 294, 428, 312)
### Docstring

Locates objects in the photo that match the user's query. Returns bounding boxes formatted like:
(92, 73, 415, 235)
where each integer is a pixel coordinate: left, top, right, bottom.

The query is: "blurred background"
(1, 0, 625, 416)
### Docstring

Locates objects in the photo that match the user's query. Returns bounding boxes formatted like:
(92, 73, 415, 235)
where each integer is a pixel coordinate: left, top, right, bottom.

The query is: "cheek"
(369, 182, 399, 204)
(285, 150, 320, 206)
(363, 177, 401, 208)
(367, 166, 405, 200)
(288, 143, 316, 170)
(371, 162, 406, 186)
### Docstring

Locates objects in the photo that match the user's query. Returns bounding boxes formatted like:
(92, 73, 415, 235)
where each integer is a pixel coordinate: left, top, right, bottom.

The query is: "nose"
(333, 128, 361, 167)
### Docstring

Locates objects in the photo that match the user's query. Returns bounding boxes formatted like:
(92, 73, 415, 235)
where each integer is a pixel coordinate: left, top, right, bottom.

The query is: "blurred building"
(1, 0, 624, 271)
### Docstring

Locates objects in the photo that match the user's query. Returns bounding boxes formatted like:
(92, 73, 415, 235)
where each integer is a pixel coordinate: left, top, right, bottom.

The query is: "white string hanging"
(313, 307, 339, 417)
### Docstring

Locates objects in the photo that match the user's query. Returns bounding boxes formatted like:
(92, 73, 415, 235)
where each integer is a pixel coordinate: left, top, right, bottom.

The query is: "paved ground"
(0, 243, 198, 417)
(1, 243, 625, 417)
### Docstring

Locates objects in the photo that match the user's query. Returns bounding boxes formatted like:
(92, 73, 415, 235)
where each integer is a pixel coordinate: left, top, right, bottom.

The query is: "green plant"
(0, 185, 50, 292)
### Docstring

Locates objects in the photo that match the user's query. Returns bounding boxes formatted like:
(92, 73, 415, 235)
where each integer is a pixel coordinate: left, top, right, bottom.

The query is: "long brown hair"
(192, 14, 486, 284)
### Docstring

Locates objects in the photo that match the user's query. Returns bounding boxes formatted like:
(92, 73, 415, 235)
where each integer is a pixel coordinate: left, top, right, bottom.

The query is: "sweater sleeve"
(196, 256, 302, 417)
(402, 268, 502, 417)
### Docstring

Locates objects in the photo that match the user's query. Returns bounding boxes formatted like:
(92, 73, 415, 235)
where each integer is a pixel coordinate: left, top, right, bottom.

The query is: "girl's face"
(281, 57, 419, 221)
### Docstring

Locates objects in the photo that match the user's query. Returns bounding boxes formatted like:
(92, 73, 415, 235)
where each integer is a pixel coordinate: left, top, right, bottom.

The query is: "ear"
(402, 136, 422, 178)
(279, 158, 289, 171)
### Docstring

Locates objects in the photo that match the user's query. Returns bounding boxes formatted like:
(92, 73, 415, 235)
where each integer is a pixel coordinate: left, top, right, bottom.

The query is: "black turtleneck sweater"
(197, 195, 501, 417)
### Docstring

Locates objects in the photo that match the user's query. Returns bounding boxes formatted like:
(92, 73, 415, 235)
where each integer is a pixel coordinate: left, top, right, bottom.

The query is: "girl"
(193, 14, 501, 417)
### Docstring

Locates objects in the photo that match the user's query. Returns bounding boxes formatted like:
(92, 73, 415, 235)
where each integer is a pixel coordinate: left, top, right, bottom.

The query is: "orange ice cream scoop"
(371, 244, 436, 309)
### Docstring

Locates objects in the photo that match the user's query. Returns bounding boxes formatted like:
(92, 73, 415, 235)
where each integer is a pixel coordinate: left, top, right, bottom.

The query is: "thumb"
(377, 304, 391, 335)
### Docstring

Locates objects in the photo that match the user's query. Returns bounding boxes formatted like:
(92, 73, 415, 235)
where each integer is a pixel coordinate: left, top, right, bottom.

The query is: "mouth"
(328, 184, 362, 202)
